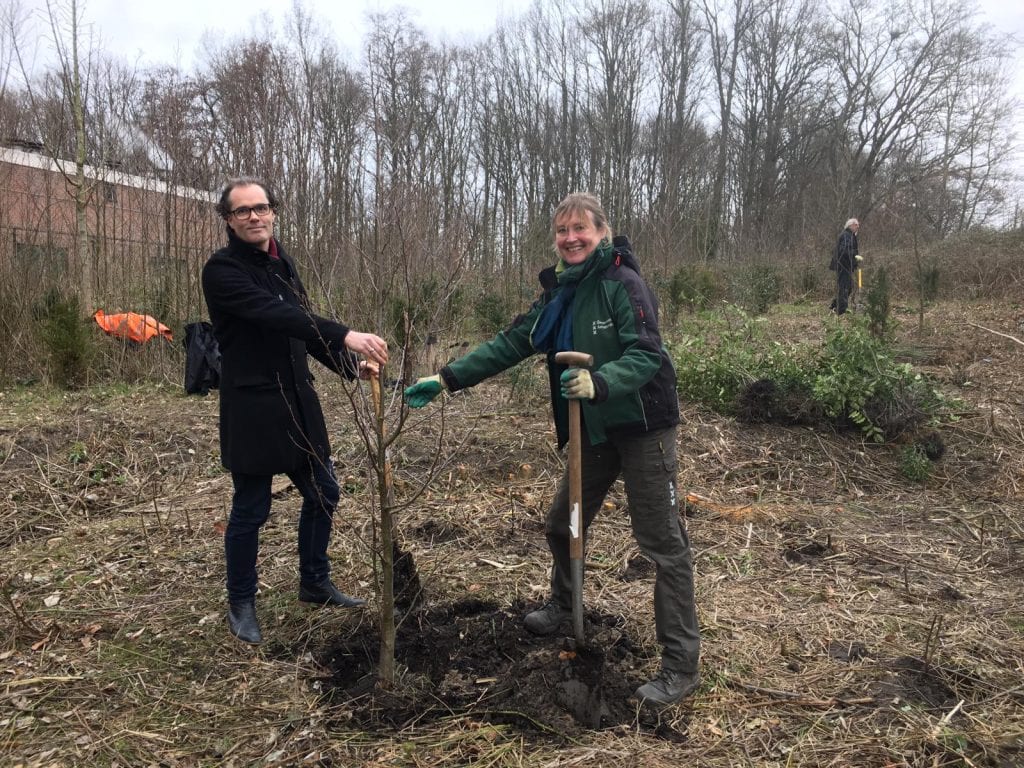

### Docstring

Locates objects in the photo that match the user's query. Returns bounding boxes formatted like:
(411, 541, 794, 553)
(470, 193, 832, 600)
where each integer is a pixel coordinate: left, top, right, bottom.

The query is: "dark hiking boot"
(227, 599, 262, 645)
(635, 668, 699, 708)
(523, 600, 571, 636)
(298, 579, 367, 608)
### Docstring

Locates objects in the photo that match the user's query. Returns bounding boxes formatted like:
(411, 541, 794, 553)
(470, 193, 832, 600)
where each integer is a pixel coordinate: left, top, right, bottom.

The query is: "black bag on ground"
(183, 321, 221, 395)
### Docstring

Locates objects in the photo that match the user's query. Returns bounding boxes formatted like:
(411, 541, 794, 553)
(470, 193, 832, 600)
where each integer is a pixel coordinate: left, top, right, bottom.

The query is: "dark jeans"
(834, 269, 853, 314)
(544, 425, 700, 674)
(225, 457, 340, 602)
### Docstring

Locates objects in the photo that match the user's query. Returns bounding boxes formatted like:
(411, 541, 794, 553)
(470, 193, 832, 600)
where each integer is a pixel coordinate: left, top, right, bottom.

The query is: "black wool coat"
(201, 232, 358, 475)
(835, 228, 859, 275)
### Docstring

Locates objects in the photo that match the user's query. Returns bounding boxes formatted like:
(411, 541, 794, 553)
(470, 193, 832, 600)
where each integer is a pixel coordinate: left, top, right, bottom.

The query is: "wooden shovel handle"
(567, 399, 584, 558)
(554, 351, 594, 369)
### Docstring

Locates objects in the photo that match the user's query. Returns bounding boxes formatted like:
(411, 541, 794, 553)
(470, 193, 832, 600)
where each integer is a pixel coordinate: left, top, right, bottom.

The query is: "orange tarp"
(93, 309, 172, 343)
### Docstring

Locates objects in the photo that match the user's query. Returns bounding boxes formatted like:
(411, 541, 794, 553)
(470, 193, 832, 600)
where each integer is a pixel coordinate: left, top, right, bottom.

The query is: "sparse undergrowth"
(1, 300, 1023, 767)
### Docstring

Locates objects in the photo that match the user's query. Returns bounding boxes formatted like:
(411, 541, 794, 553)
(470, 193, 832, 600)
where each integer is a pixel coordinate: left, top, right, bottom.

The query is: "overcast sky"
(20, 0, 535, 71)
(15, 0, 1022, 80)
(13, 0, 1024, 158)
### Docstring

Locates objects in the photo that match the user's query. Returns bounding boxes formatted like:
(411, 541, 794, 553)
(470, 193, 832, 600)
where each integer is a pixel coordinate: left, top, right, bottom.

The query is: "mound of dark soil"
(317, 597, 688, 739)
(735, 378, 823, 427)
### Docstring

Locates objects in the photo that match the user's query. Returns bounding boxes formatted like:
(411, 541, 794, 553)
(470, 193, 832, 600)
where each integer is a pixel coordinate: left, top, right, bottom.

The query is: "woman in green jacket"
(405, 193, 700, 708)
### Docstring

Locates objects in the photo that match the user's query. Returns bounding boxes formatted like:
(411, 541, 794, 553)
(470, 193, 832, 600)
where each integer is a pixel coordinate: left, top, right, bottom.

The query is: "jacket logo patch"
(592, 318, 614, 334)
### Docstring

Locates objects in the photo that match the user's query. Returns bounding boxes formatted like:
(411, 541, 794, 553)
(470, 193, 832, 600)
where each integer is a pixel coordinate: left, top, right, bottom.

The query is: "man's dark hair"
(216, 177, 279, 219)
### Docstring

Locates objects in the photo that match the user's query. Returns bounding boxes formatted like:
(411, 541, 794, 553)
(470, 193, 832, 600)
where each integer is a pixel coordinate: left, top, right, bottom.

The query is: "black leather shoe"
(298, 579, 367, 608)
(227, 599, 262, 644)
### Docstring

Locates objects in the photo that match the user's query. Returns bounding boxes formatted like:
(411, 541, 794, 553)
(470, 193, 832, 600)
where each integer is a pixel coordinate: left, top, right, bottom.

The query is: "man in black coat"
(202, 177, 389, 645)
(831, 218, 860, 315)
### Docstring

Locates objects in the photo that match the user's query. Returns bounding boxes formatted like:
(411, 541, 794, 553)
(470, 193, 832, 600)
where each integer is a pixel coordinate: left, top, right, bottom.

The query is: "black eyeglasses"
(228, 203, 273, 220)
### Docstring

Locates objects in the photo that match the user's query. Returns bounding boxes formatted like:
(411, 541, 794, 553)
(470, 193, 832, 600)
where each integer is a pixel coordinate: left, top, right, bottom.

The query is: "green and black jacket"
(440, 236, 679, 448)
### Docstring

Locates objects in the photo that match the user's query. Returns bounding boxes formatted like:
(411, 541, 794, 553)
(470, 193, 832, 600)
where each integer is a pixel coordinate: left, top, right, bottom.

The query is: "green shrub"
(673, 313, 944, 442)
(673, 309, 762, 412)
(796, 264, 819, 296)
(500, 358, 548, 404)
(33, 289, 93, 389)
(731, 265, 782, 315)
(899, 445, 932, 482)
(674, 335, 752, 413)
(674, 306, 815, 413)
(917, 263, 940, 303)
(472, 288, 518, 336)
(666, 265, 723, 316)
(387, 277, 464, 346)
(810, 319, 931, 442)
(865, 266, 893, 339)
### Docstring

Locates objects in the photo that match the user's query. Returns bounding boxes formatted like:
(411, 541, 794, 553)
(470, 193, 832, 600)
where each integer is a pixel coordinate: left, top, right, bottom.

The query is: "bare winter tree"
(2, 0, 1022, 386)
(11, 0, 102, 308)
(479, 15, 556, 280)
(136, 68, 219, 190)
(914, 17, 1016, 234)
(279, 4, 370, 301)
(732, 0, 829, 252)
(581, 0, 655, 230)
(699, 0, 758, 261)
(636, 0, 713, 273)
(202, 38, 291, 186)
(823, 0, 1012, 228)
(0, 1, 26, 129)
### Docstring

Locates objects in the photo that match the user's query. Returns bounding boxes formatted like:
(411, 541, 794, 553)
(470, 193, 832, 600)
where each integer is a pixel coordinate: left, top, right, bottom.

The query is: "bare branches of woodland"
(0, 0, 1019, 343)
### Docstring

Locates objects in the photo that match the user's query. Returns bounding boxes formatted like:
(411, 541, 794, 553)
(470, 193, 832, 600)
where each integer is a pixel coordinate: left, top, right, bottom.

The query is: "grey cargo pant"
(544, 425, 700, 674)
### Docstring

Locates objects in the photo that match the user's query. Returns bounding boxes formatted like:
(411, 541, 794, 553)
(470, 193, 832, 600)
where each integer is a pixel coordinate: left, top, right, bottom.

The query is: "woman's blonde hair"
(551, 192, 614, 242)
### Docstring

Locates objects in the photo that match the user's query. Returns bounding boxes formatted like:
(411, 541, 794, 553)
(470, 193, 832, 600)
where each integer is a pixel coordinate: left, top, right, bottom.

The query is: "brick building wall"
(0, 145, 221, 317)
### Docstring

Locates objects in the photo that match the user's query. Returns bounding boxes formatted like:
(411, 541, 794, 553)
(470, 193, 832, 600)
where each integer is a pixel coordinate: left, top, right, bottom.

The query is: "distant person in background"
(202, 176, 389, 645)
(830, 218, 860, 315)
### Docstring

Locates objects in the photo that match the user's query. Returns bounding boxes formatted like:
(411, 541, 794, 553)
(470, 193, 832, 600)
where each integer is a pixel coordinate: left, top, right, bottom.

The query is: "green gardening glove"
(404, 374, 445, 408)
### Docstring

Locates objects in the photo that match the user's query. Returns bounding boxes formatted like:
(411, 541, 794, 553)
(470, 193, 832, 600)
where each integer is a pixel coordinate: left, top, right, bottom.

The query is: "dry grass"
(2, 299, 1023, 767)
